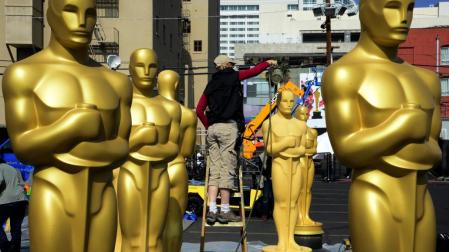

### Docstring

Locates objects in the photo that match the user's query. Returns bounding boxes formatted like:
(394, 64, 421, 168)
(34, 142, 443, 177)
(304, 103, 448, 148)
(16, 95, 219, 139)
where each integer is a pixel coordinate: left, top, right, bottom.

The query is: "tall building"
(182, 0, 220, 108)
(42, 0, 183, 74)
(0, 0, 186, 126)
(219, 2, 261, 58)
(0, 0, 44, 127)
(219, 0, 358, 58)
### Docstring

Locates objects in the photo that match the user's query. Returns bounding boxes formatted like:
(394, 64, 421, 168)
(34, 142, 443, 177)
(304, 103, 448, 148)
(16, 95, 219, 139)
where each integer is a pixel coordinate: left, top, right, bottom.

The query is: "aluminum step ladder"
(200, 158, 248, 252)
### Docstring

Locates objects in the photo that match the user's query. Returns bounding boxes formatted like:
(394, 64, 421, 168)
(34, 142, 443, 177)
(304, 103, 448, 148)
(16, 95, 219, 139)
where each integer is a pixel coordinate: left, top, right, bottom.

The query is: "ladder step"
(206, 221, 244, 227)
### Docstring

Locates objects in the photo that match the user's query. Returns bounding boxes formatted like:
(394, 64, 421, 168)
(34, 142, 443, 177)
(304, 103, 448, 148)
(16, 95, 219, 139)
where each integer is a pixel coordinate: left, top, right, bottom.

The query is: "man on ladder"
(196, 55, 277, 224)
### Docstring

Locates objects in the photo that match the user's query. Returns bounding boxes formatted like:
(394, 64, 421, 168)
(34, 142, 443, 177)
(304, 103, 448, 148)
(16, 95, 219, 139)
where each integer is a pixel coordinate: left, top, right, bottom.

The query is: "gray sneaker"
(217, 210, 241, 224)
(206, 211, 217, 225)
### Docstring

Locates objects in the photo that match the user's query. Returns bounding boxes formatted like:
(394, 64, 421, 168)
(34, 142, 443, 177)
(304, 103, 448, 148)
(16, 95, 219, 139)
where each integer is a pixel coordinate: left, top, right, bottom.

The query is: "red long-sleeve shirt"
(196, 61, 270, 128)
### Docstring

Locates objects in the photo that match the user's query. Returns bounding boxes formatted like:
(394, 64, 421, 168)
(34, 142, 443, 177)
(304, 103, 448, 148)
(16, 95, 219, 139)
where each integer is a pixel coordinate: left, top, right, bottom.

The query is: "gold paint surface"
(322, 0, 441, 251)
(294, 106, 323, 235)
(117, 48, 180, 252)
(161, 70, 198, 252)
(2, 0, 132, 251)
(262, 91, 311, 252)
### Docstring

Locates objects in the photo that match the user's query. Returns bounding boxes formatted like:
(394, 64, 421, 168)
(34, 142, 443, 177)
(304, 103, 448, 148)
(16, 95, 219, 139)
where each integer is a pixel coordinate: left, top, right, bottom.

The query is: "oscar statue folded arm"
(322, 66, 432, 168)
(180, 110, 197, 157)
(262, 119, 297, 157)
(129, 123, 158, 151)
(425, 71, 442, 161)
(3, 66, 98, 165)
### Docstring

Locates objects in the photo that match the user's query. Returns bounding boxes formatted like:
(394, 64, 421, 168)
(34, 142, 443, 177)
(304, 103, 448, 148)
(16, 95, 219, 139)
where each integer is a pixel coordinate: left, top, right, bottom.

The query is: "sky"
(352, 0, 449, 7)
(415, 0, 449, 6)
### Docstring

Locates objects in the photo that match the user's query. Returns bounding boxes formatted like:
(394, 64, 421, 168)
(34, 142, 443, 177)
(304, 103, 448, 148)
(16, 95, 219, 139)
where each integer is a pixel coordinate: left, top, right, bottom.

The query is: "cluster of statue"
(2, 0, 195, 251)
(261, 1, 441, 251)
(2, 0, 442, 251)
(261, 91, 322, 252)
(322, 0, 442, 251)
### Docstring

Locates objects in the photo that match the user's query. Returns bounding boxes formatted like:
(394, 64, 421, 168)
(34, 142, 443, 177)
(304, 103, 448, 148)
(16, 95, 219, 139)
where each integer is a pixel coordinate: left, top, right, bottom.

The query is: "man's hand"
(267, 60, 278, 66)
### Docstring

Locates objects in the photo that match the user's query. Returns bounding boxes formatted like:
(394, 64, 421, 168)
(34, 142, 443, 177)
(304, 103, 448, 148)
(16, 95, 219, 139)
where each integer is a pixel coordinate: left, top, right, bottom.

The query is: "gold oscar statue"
(2, 0, 132, 251)
(262, 90, 311, 252)
(159, 71, 197, 252)
(294, 106, 323, 235)
(117, 49, 180, 252)
(113, 168, 122, 252)
(322, 0, 441, 251)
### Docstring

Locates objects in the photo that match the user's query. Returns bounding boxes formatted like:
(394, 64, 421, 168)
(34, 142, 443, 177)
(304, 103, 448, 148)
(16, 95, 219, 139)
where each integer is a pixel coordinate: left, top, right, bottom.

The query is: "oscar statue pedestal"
(294, 224, 325, 250)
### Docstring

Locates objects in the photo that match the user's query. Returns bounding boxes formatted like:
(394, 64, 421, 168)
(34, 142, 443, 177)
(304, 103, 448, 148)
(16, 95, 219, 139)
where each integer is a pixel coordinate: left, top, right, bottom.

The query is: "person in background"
(0, 158, 28, 252)
(196, 55, 277, 224)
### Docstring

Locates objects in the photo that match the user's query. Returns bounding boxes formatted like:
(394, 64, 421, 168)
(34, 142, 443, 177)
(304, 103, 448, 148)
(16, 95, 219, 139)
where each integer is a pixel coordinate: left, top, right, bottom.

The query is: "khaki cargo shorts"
(206, 121, 239, 191)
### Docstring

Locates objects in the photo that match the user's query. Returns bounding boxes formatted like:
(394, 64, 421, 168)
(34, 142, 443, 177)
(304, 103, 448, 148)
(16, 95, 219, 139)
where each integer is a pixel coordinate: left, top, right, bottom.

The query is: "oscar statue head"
(359, 0, 415, 46)
(47, 0, 97, 48)
(129, 48, 158, 90)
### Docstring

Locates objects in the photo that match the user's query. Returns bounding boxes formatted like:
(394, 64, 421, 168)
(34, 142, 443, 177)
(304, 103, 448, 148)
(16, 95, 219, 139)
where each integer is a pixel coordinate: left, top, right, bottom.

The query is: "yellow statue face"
(47, 0, 97, 48)
(130, 49, 158, 90)
(360, 0, 415, 46)
(278, 90, 295, 116)
(295, 106, 309, 121)
(157, 70, 180, 93)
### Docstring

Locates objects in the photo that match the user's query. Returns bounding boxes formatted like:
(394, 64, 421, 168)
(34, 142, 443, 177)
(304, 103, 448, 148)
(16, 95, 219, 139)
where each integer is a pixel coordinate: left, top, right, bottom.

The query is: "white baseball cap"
(214, 55, 237, 66)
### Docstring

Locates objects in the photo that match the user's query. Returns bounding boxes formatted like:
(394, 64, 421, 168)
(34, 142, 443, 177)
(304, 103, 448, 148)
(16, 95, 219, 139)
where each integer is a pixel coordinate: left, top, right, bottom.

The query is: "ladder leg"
(200, 156, 210, 252)
(238, 164, 248, 252)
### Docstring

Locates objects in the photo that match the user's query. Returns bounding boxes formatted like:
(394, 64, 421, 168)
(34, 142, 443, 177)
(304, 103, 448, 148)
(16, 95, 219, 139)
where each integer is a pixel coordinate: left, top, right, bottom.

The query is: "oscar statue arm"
(180, 108, 198, 157)
(322, 65, 428, 168)
(2, 65, 102, 165)
(262, 119, 296, 157)
(310, 128, 318, 155)
(128, 102, 158, 152)
(113, 77, 133, 152)
(425, 71, 442, 160)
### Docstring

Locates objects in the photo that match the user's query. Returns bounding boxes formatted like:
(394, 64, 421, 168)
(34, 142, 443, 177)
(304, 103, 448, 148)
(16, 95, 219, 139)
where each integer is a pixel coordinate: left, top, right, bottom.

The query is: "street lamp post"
(326, 0, 332, 65)
(313, 0, 358, 65)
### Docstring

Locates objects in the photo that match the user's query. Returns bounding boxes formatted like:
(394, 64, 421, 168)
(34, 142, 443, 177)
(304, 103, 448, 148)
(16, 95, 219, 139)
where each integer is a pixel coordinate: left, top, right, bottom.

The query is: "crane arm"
(242, 81, 304, 159)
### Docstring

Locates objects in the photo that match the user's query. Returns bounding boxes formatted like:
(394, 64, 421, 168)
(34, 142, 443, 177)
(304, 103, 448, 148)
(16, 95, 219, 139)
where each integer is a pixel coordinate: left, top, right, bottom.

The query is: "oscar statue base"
(311, 111, 322, 119)
(294, 224, 324, 250)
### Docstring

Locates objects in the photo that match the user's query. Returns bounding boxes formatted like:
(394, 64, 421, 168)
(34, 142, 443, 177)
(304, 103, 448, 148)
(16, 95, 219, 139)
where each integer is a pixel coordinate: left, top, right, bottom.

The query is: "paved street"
(11, 180, 449, 251)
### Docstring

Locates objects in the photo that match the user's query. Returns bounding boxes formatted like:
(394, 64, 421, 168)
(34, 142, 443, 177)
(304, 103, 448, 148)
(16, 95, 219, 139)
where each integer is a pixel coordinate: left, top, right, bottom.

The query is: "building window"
(96, 0, 119, 18)
(303, 0, 317, 4)
(163, 25, 166, 45)
(221, 5, 259, 11)
(194, 40, 202, 52)
(182, 18, 191, 33)
(442, 78, 449, 96)
(247, 28, 259, 31)
(220, 28, 228, 31)
(155, 16, 159, 36)
(442, 46, 449, 65)
(288, 4, 299, 10)
(303, 0, 317, 10)
(247, 21, 259, 25)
